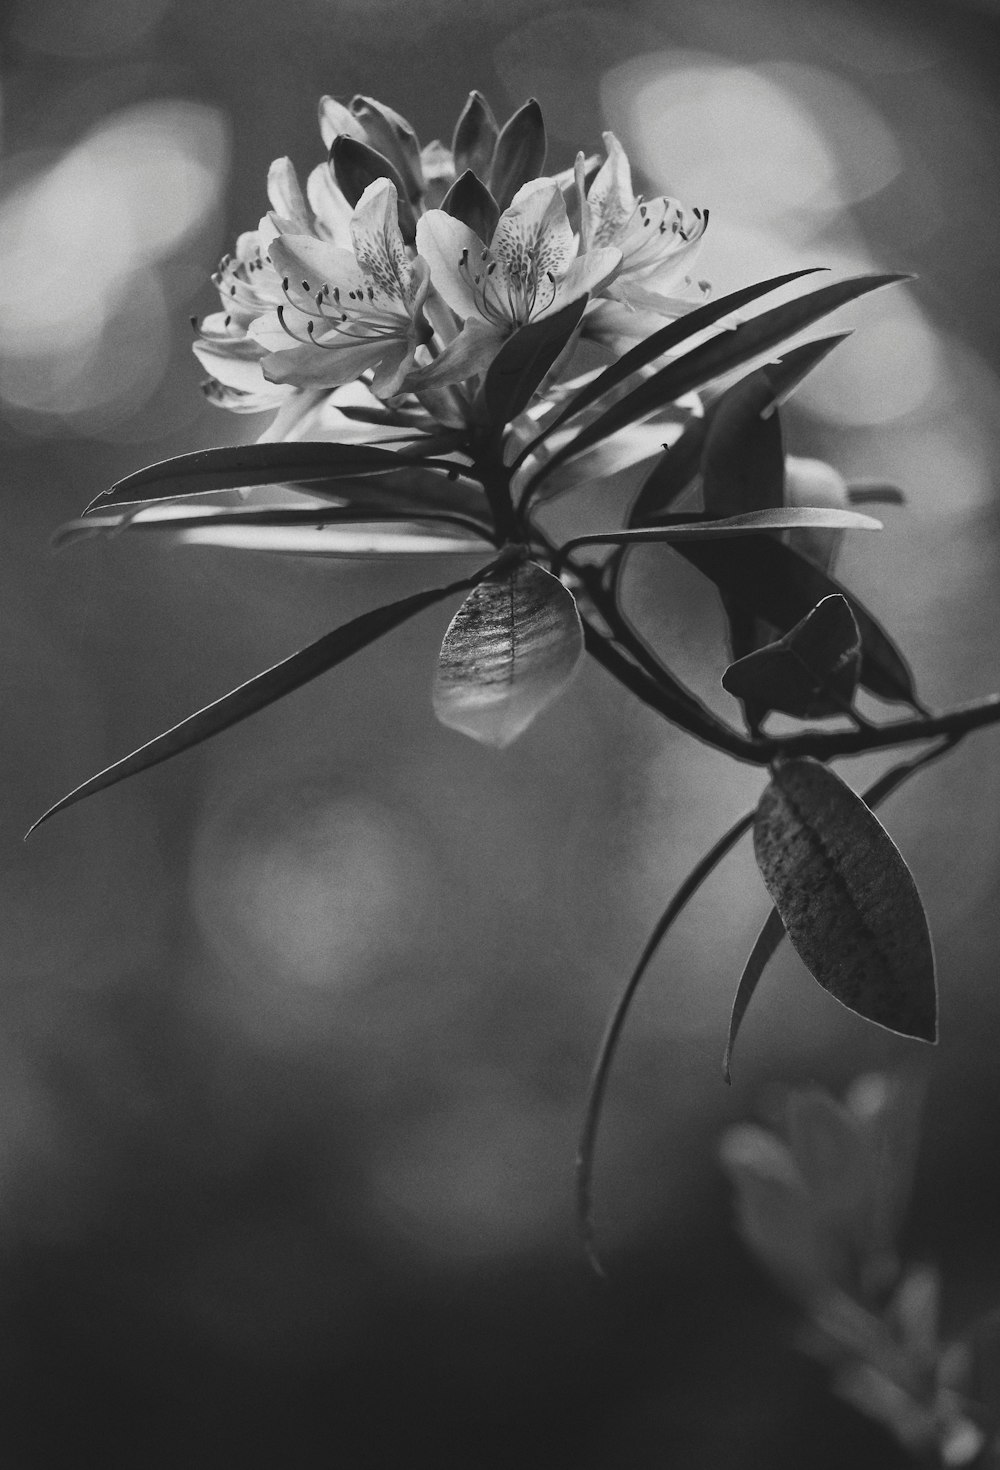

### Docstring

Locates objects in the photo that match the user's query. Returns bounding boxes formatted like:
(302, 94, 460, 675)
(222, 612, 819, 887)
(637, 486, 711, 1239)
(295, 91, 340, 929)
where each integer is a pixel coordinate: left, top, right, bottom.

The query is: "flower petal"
(350, 177, 414, 305)
(545, 245, 621, 315)
(405, 316, 506, 390)
(306, 162, 356, 247)
(414, 210, 488, 318)
(491, 179, 576, 281)
(266, 157, 313, 233)
(433, 555, 583, 747)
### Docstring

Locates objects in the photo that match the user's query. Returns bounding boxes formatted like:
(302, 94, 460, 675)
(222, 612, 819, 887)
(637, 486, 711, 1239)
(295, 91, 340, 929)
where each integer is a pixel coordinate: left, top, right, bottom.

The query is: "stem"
(577, 809, 756, 1276)
(584, 627, 1000, 766)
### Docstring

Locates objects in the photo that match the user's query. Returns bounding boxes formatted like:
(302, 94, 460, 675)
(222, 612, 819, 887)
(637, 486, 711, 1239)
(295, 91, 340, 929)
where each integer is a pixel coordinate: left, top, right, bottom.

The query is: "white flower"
(251, 178, 433, 399)
(412, 179, 620, 386)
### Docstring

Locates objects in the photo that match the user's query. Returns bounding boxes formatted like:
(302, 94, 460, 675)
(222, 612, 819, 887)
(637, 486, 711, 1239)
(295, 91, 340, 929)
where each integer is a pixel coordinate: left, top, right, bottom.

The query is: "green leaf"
(675, 534, 917, 706)
(452, 90, 499, 179)
(27, 569, 494, 835)
(433, 554, 582, 747)
(753, 757, 937, 1041)
(441, 169, 500, 245)
(489, 99, 547, 213)
(329, 135, 417, 242)
(86, 443, 437, 514)
(483, 297, 588, 428)
(527, 269, 826, 468)
(722, 594, 862, 720)
(534, 274, 906, 484)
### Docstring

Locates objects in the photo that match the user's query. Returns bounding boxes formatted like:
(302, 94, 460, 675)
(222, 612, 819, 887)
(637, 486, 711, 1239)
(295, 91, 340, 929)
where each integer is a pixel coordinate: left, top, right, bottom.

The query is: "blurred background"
(3, 0, 1000, 1464)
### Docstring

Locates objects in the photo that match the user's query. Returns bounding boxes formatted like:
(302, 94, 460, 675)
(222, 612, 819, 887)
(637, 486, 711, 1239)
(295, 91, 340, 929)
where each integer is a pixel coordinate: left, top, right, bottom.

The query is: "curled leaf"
(753, 758, 937, 1041)
(433, 554, 582, 747)
(722, 594, 862, 720)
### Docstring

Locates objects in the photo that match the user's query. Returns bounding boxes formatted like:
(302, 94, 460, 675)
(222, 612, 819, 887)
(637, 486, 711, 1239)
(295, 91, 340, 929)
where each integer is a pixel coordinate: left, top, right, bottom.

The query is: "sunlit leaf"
(433, 554, 582, 747)
(483, 297, 588, 427)
(561, 507, 882, 559)
(176, 522, 492, 556)
(753, 757, 937, 1041)
(533, 274, 906, 484)
(85, 443, 446, 514)
(489, 98, 546, 213)
(28, 568, 494, 835)
(722, 594, 862, 720)
(53, 503, 494, 553)
(528, 268, 826, 467)
(676, 534, 917, 706)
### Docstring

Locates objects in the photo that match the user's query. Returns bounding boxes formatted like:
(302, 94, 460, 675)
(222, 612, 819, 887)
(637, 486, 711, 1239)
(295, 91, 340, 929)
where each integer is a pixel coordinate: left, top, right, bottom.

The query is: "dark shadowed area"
(2, 0, 1000, 1464)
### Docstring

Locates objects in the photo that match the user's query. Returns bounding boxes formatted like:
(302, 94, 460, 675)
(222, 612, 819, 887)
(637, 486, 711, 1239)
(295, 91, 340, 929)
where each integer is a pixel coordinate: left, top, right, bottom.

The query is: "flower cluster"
(193, 91, 709, 425)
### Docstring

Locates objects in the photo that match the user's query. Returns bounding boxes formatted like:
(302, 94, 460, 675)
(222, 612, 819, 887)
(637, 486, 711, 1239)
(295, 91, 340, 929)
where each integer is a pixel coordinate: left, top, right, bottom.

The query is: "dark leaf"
(534, 274, 906, 484)
(725, 741, 953, 1081)
(676, 534, 917, 705)
(483, 297, 588, 427)
(433, 555, 582, 747)
(701, 377, 785, 518)
(753, 757, 937, 1041)
(722, 594, 862, 720)
(452, 90, 499, 179)
(523, 269, 825, 469)
(329, 136, 417, 242)
(441, 169, 501, 245)
(489, 98, 547, 213)
(28, 569, 494, 835)
(629, 336, 849, 528)
(627, 416, 707, 527)
(86, 442, 438, 513)
(722, 908, 786, 1084)
(349, 95, 424, 202)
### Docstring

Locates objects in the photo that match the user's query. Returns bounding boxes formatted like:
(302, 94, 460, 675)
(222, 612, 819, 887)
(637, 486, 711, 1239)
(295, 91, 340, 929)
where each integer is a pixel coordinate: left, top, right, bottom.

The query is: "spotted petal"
(433, 555, 583, 747)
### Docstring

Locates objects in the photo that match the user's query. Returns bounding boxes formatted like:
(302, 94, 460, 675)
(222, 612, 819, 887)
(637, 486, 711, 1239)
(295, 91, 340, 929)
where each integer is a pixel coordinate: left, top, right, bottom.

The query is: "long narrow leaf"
(560, 507, 881, 563)
(54, 505, 493, 553)
(532, 274, 906, 486)
(85, 442, 454, 514)
(27, 568, 494, 835)
(518, 268, 824, 466)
